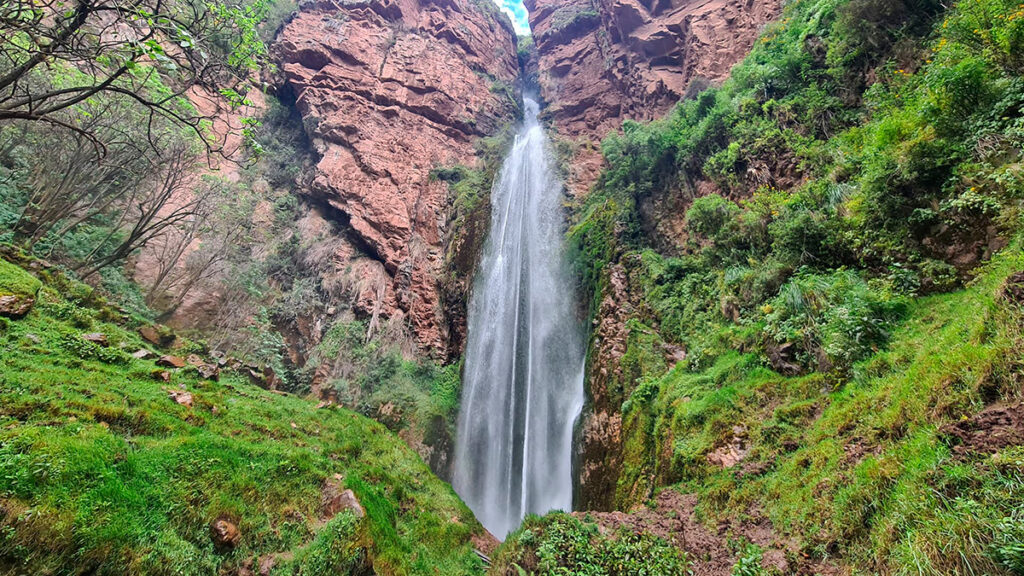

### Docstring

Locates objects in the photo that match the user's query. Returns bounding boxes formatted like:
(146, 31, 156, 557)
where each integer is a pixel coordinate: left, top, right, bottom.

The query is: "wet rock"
(210, 517, 240, 550)
(156, 355, 187, 369)
(0, 295, 34, 319)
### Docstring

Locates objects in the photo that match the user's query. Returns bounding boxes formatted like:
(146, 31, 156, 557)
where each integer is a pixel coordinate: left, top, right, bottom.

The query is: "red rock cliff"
(526, 0, 781, 138)
(525, 0, 781, 194)
(275, 0, 519, 356)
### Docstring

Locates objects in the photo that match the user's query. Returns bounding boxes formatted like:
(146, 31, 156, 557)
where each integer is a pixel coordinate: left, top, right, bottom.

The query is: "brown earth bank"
(525, 0, 783, 195)
(274, 0, 520, 358)
(577, 490, 846, 575)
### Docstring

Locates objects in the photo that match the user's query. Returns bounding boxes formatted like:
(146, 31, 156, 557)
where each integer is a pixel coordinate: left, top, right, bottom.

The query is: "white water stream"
(452, 98, 585, 539)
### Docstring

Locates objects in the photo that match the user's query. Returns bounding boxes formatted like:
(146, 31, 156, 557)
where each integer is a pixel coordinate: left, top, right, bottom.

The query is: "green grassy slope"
(0, 255, 485, 576)
(507, 0, 1024, 572)
(623, 244, 1024, 573)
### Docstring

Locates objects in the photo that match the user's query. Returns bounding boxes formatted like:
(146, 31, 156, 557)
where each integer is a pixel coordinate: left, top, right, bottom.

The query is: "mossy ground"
(616, 244, 1024, 574)
(0, 259, 39, 299)
(0, 257, 485, 576)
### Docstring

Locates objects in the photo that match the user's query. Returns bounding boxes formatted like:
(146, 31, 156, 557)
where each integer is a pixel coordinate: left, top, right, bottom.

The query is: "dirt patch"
(574, 490, 842, 575)
(471, 531, 500, 557)
(943, 403, 1024, 456)
(1000, 271, 1024, 304)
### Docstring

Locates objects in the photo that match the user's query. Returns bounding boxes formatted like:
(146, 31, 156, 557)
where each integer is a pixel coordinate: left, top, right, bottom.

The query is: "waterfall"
(452, 98, 585, 539)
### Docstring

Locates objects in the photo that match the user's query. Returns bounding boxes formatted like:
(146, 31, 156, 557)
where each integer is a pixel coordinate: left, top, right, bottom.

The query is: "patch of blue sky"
(492, 0, 530, 36)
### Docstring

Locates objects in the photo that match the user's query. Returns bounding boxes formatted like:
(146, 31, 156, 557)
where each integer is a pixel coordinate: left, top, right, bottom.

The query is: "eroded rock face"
(527, 0, 781, 138)
(275, 0, 519, 356)
(525, 0, 782, 194)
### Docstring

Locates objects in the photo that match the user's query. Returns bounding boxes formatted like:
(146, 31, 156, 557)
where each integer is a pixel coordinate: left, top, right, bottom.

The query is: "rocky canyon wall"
(525, 0, 782, 194)
(275, 0, 519, 358)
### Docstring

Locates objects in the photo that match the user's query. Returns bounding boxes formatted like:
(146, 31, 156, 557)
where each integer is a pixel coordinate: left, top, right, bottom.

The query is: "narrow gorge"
(2, 0, 1024, 573)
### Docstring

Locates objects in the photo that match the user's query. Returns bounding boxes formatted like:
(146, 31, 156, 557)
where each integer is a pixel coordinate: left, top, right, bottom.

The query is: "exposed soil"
(1001, 271, 1024, 305)
(575, 490, 846, 575)
(943, 402, 1024, 456)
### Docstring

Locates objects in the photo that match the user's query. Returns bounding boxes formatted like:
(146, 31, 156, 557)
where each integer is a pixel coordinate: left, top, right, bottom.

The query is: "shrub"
(493, 513, 689, 576)
(764, 270, 906, 371)
(686, 194, 741, 241)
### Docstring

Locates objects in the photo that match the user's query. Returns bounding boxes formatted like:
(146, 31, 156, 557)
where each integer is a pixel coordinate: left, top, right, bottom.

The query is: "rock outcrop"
(525, 0, 782, 193)
(275, 0, 520, 356)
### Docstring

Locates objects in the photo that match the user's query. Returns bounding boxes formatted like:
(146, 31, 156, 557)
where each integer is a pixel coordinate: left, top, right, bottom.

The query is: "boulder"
(81, 333, 109, 347)
(0, 295, 34, 319)
(166, 388, 193, 407)
(195, 364, 220, 381)
(321, 476, 365, 520)
(132, 349, 156, 360)
(139, 325, 175, 347)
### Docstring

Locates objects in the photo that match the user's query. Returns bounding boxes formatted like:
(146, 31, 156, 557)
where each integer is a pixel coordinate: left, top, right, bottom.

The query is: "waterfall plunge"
(453, 99, 585, 539)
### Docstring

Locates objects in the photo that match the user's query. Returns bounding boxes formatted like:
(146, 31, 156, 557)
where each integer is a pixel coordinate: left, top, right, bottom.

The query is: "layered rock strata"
(525, 0, 782, 194)
(276, 0, 519, 356)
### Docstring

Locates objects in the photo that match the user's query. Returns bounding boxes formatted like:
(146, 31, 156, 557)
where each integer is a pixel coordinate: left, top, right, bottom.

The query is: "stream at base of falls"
(452, 98, 585, 539)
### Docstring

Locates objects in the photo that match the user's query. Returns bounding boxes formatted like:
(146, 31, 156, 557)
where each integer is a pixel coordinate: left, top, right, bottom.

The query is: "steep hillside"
(0, 252, 490, 575)
(519, 0, 1024, 571)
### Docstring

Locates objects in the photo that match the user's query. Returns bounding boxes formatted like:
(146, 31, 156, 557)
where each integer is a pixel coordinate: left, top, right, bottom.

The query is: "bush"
(493, 513, 690, 576)
(686, 194, 741, 241)
(764, 270, 906, 371)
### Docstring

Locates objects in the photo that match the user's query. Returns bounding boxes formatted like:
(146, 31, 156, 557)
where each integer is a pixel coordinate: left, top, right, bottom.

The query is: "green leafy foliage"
(763, 270, 906, 371)
(563, 0, 1024, 572)
(306, 319, 463, 451)
(616, 248, 1024, 573)
(492, 513, 690, 576)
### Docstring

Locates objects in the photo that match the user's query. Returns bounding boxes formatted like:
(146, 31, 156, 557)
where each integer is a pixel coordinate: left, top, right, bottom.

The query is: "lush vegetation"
(551, 0, 1024, 572)
(491, 513, 690, 576)
(0, 255, 487, 575)
(575, 0, 1024, 368)
(617, 250, 1024, 573)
